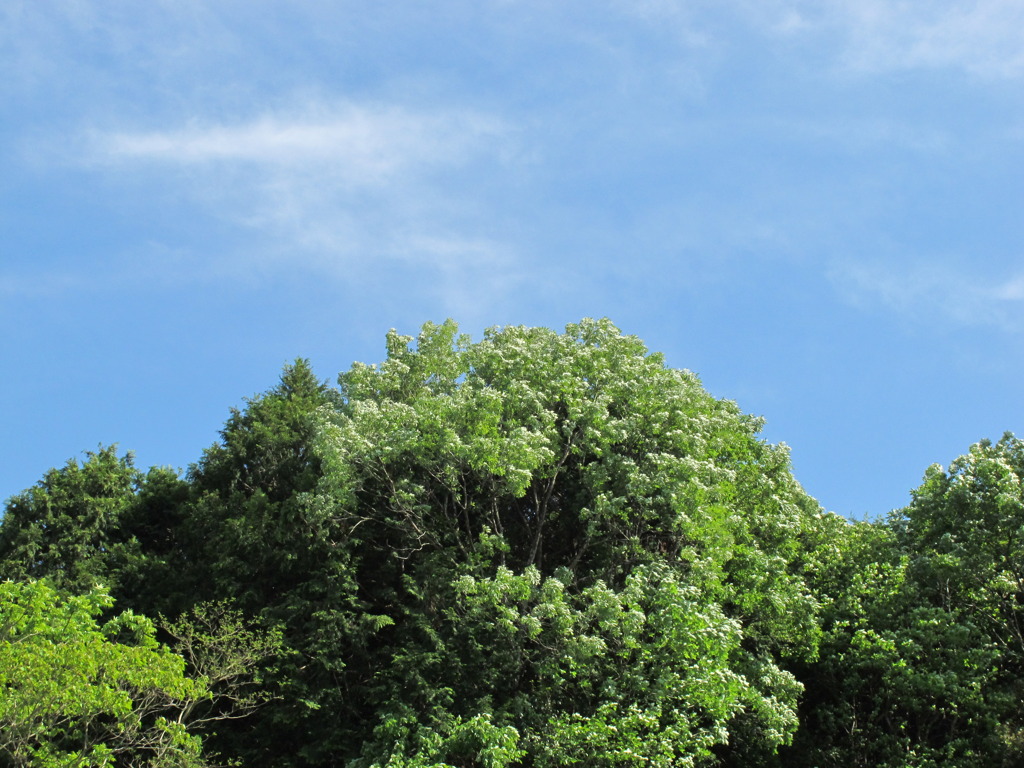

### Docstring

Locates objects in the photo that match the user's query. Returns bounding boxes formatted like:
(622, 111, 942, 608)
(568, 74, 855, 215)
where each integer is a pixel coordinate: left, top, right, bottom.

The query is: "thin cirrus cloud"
(91, 103, 509, 183)
(995, 276, 1024, 301)
(831, 259, 1024, 331)
(644, 0, 1024, 79)
(795, 0, 1024, 78)
(829, 0, 1024, 78)
(81, 102, 520, 292)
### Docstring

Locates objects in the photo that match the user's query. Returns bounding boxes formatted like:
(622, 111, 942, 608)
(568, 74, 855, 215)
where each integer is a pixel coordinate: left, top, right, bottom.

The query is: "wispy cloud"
(74, 101, 523, 310)
(92, 104, 507, 182)
(995, 275, 1024, 301)
(831, 259, 1024, 331)
(831, 0, 1024, 78)
(622, 0, 1024, 79)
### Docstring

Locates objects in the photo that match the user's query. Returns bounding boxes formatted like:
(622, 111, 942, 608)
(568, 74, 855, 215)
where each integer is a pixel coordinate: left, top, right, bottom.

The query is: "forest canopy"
(1, 319, 1021, 768)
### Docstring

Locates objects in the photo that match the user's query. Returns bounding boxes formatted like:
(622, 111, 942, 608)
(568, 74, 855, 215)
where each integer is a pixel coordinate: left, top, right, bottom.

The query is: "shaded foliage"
(784, 434, 1024, 768)
(0, 447, 143, 596)
(2, 320, 1021, 768)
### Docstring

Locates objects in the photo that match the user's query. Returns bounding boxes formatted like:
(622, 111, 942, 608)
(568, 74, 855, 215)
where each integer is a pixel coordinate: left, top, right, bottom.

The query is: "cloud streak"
(831, 259, 1024, 331)
(94, 104, 508, 182)
(625, 0, 1024, 79)
(75, 101, 523, 314)
(830, 0, 1024, 78)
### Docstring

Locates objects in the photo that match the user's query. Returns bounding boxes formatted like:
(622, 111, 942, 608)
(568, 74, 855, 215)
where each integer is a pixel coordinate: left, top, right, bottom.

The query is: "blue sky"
(2, 1, 1022, 518)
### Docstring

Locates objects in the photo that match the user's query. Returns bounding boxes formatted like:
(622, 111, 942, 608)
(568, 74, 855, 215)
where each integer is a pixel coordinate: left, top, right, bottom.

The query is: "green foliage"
(0, 580, 208, 768)
(179, 358, 361, 764)
(787, 434, 1024, 768)
(0, 446, 195, 619)
(894, 434, 1024, 764)
(186, 358, 343, 615)
(0, 447, 143, 596)
(900, 435, 1024, 663)
(160, 601, 288, 742)
(313, 319, 821, 766)
(10, 320, 1020, 768)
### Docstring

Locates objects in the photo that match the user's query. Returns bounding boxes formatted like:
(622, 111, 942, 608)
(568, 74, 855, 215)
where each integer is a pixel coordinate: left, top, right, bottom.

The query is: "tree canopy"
(0, 580, 207, 768)
(1, 319, 1020, 768)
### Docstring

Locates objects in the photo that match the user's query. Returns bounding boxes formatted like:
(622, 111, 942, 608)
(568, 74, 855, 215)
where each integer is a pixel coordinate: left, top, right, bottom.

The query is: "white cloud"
(831, 259, 1024, 331)
(76, 102, 523, 307)
(832, 0, 1024, 78)
(92, 104, 508, 184)
(620, 0, 1024, 79)
(995, 275, 1024, 301)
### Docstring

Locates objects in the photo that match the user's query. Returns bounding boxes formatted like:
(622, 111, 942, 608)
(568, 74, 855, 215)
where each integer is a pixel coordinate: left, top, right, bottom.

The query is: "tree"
(0, 447, 194, 619)
(186, 357, 342, 610)
(0, 580, 208, 768)
(893, 434, 1024, 764)
(0, 444, 291, 767)
(0, 447, 143, 596)
(786, 434, 1024, 768)
(4, 321, 830, 767)
(305, 319, 822, 766)
(178, 358, 357, 764)
(0, 361, 345, 767)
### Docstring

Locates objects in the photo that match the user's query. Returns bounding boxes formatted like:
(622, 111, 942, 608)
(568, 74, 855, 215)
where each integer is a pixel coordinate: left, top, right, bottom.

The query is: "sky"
(2, 1, 1022, 519)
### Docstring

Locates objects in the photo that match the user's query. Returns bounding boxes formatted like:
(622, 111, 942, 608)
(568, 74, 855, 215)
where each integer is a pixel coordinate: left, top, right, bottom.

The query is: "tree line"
(1, 319, 1021, 767)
